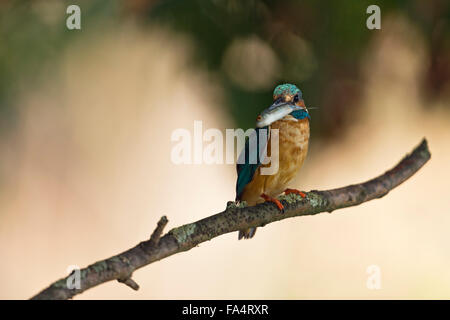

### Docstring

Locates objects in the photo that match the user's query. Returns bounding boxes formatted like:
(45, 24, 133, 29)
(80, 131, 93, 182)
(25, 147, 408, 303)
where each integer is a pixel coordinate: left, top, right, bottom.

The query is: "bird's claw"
(260, 193, 285, 213)
(284, 188, 306, 198)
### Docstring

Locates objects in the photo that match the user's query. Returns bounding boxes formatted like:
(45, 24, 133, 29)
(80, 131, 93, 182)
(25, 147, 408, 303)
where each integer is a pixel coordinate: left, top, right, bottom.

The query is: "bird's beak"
(297, 99, 307, 110)
(267, 100, 299, 112)
(255, 100, 302, 128)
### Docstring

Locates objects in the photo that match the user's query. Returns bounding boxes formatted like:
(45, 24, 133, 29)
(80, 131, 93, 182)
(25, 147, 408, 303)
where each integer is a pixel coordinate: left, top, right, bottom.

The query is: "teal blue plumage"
(291, 109, 310, 120)
(273, 83, 302, 97)
(235, 127, 269, 200)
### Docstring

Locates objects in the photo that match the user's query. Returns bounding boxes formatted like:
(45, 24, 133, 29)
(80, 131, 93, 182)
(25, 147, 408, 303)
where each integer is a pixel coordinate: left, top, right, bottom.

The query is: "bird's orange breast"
(239, 116, 310, 205)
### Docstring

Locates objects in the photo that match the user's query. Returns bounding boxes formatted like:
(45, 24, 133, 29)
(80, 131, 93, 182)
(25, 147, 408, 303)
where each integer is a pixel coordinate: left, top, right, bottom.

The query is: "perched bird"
(235, 83, 310, 239)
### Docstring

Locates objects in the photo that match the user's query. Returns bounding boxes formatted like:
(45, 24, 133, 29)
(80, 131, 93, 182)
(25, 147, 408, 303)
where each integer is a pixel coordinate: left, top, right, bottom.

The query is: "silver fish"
(255, 103, 301, 128)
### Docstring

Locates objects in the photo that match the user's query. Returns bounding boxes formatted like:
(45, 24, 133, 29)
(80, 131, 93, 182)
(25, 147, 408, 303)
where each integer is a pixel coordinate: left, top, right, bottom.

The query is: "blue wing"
(235, 127, 269, 200)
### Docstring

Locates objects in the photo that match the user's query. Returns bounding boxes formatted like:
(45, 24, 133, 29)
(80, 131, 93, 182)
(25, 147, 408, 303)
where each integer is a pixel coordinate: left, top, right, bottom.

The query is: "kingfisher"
(235, 83, 310, 239)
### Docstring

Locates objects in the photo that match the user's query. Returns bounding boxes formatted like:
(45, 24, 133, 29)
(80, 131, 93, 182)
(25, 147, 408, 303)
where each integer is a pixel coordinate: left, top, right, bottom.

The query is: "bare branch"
(30, 138, 431, 300)
(149, 215, 168, 246)
(118, 278, 140, 291)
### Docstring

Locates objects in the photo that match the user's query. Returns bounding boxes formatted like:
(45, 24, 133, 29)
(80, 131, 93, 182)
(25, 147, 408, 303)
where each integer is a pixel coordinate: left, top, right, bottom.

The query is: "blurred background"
(0, 0, 449, 299)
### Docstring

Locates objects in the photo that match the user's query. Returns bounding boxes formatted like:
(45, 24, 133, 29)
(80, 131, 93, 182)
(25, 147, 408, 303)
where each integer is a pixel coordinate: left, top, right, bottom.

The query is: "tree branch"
(31, 138, 431, 300)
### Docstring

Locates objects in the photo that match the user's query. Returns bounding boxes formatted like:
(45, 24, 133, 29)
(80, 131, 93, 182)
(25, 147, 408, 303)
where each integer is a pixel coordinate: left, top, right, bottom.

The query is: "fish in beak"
(255, 100, 302, 128)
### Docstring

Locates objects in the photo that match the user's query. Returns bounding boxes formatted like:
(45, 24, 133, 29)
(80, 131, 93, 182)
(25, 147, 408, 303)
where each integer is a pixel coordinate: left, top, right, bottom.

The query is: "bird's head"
(256, 83, 309, 128)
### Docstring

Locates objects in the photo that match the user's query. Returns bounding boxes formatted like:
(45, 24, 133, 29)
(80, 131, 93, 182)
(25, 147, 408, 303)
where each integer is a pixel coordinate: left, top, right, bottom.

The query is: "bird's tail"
(238, 227, 257, 240)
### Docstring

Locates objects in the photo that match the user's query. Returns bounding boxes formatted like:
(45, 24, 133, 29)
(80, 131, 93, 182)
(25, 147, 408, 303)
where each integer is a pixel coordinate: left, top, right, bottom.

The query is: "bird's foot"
(284, 188, 306, 198)
(260, 193, 285, 213)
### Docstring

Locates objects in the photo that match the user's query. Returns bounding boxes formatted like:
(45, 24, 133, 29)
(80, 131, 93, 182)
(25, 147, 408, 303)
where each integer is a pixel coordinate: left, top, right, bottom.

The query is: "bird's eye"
(293, 94, 299, 103)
